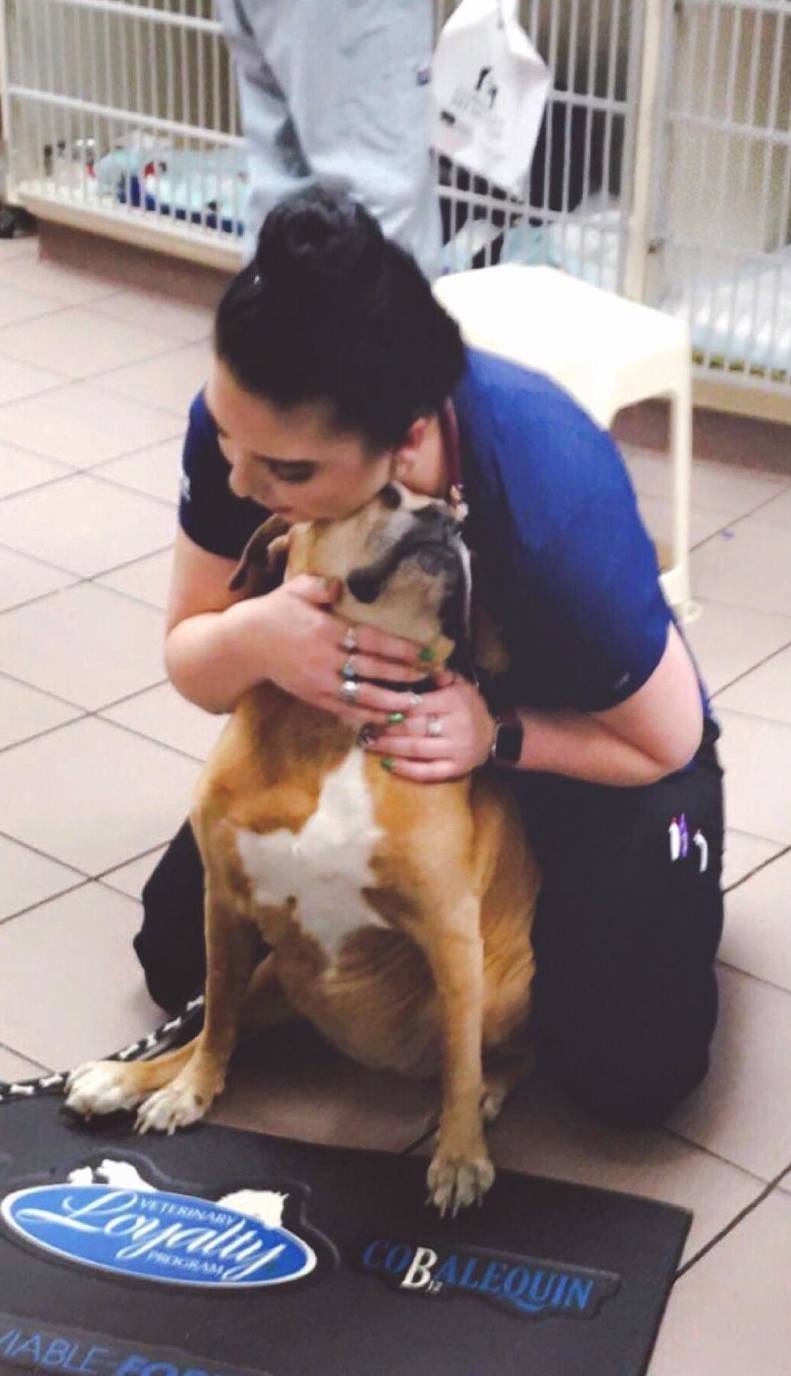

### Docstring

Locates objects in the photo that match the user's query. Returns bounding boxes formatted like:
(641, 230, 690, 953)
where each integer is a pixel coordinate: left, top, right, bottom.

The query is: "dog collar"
(368, 675, 436, 695)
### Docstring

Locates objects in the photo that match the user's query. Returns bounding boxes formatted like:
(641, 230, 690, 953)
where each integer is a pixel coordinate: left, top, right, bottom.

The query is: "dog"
(66, 482, 540, 1216)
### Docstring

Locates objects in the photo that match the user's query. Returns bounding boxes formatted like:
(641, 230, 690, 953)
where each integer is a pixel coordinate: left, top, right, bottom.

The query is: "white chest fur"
(234, 748, 388, 962)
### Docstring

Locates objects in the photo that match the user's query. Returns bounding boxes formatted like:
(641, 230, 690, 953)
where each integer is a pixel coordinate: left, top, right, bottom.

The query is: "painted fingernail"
(380, 757, 395, 773)
(418, 646, 435, 664)
(387, 711, 405, 724)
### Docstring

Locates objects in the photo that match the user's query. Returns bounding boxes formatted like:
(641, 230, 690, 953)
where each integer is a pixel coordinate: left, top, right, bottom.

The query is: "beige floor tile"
(716, 709, 791, 843)
(684, 599, 791, 695)
(0, 1045, 49, 1081)
(0, 256, 118, 306)
(94, 436, 182, 504)
(209, 1022, 437, 1153)
(98, 548, 174, 610)
(100, 847, 167, 899)
(0, 882, 161, 1067)
(722, 828, 784, 891)
(0, 475, 174, 575)
(649, 1190, 791, 1376)
(721, 851, 791, 993)
(0, 356, 66, 405)
(0, 382, 182, 466)
(716, 643, 791, 725)
(0, 716, 199, 872)
(739, 484, 791, 530)
(90, 289, 213, 344)
(666, 963, 791, 1179)
(0, 442, 70, 498)
(0, 544, 76, 611)
(101, 681, 224, 760)
(0, 673, 81, 751)
(636, 494, 736, 551)
(0, 283, 63, 328)
(0, 308, 179, 381)
(690, 523, 791, 617)
(0, 834, 84, 921)
(96, 342, 210, 417)
(623, 446, 789, 517)
(0, 585, 165, 709)
(462, 1073, 764, 1265)
(0, 236, 38, 263)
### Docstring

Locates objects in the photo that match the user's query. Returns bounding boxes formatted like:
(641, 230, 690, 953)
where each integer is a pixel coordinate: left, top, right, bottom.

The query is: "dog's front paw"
(135, 1079, 211, 1136)
(427, 1143, 495, 1217)
(65, 1061, 145, 1118)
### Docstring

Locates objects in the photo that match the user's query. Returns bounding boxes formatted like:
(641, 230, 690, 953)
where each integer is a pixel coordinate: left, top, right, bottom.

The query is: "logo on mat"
(1, 1157, 336, 1291)
(359, 1238, 620, 1320)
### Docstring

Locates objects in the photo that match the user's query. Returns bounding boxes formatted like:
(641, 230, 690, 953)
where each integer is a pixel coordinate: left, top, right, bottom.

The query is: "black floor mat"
(0, 1096, 689, 1376)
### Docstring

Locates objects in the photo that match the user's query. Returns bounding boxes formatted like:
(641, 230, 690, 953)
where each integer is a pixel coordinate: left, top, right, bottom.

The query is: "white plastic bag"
(432, 0, 550, 196)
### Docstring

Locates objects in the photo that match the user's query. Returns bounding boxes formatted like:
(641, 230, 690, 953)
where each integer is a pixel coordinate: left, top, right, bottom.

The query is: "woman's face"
(204, 359, 395, 524)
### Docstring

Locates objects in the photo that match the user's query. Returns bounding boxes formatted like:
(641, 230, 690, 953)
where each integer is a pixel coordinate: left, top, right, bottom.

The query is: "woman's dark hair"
(215, 186, 465, 451)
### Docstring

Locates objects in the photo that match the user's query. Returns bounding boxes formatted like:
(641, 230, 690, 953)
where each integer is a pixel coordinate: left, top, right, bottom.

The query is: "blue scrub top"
(178, 348, 710, 719)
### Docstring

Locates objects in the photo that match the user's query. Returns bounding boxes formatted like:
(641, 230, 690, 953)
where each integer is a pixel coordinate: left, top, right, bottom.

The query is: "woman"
(136, 187, 724, 1130)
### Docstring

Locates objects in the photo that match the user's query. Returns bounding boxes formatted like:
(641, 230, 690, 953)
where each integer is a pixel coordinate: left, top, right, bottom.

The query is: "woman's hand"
(360, 671, 496, 781)
(235, 574, 429, 728)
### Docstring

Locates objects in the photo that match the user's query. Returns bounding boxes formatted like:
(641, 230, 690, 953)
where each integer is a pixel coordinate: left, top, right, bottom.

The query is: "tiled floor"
(0, 234, 790, 1373)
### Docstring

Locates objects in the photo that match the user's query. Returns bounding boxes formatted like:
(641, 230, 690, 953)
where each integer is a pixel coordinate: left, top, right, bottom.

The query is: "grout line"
(724, 842, 791, 896)
(689, 486, 791, 558)
(714, 701, 791, 733)
(711, 638, 791, 701)
(0, 877, 93, 929)
(0, 824, 89, 874)
(0, 1041, 52, 1075)
(673, 1163, 791, 1278)
(400, 1122, 438, 1156)
(93, 843, 168, 884)
(0, 667, 87, 711)
(0, 530, 84, 580)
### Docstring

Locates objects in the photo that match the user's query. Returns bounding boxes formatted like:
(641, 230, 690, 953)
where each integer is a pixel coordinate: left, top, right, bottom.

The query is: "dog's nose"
(347, 569, 380, 603)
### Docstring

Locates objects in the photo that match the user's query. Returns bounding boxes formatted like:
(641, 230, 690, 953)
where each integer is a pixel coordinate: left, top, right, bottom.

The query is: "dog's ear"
(228, 515, 292, 595)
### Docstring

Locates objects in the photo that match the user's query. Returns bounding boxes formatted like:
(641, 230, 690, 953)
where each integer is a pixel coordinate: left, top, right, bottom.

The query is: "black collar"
(368, 675, 436, 694)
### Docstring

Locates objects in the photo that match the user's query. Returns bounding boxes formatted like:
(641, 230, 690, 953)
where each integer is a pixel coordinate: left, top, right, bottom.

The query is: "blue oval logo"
(1, 1182, 318, 1289)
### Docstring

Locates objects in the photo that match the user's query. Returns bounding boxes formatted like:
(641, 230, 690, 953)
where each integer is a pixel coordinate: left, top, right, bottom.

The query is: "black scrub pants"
(133, 719, 724, 1130)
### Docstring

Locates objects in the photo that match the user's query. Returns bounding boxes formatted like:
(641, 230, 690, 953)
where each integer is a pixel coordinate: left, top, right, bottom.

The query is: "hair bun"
(255, 187, 385, 302)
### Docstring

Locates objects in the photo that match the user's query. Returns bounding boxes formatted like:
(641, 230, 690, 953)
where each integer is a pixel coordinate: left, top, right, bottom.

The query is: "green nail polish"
(388, 711, 405, 724)
(380, 757, 395, 773)
(419, 646, 435, 664)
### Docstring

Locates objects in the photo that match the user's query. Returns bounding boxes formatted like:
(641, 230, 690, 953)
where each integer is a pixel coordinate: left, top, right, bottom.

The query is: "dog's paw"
(426, 1145, 495, 1217)
(64, 1061, 144, 1118)
(135, 1080, 209, 1136)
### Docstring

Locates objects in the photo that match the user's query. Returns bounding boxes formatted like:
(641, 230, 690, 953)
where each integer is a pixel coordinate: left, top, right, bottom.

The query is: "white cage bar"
(0, 0, 788, 396)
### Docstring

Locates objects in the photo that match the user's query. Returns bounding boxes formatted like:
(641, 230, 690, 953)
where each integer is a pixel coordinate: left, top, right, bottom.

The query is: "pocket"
(339, 0, 434, 154)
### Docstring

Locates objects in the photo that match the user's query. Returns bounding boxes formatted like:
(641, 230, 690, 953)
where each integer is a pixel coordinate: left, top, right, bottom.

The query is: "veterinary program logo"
(1, 1157, 336, 1291)
(359, 1237, 620, 1321)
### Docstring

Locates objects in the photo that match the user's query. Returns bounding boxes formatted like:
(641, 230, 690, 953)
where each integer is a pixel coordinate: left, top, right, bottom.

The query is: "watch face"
(495, 722, 523, 765)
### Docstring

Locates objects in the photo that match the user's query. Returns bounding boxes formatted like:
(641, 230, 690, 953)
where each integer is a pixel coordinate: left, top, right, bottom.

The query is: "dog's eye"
(379, 484, 402, 510)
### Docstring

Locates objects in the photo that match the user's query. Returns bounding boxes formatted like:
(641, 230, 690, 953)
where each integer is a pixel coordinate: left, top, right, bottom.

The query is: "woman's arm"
(513, 624, 704, 786)
(365, 624, 704, 786)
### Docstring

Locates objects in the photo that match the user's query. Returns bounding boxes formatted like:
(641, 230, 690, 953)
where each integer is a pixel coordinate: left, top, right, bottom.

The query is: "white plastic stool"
(434, 265, 696, 621)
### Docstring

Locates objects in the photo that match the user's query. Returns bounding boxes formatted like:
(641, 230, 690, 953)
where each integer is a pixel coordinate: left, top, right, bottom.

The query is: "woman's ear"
(392, 416, 430, 483)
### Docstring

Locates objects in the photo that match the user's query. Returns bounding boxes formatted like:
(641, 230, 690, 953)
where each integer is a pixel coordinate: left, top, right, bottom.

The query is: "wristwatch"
(489, 712, 524, 766)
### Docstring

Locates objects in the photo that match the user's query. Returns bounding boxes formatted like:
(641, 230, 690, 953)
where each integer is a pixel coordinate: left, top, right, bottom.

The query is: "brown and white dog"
(66, 483, 540, 1215)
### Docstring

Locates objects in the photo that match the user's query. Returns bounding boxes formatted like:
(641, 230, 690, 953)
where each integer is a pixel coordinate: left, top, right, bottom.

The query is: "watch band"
(489, 712, 524, 766)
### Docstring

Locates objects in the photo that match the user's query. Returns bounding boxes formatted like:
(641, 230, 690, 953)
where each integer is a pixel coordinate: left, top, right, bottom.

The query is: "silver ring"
(406, 692, 422, 711)
(426, 714, 443, 738)
(342, 626, 359, 653)
(341, 655, 357, 680)
(340, 678, 361, 704)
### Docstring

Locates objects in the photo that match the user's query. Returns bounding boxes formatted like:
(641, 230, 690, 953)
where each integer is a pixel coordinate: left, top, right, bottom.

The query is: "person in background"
(216, 0, 442, 278)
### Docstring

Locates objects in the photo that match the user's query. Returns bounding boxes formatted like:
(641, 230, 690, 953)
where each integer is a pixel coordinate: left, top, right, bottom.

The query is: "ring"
(407, 692, 422, 711)
(339, 678, 361, 704)
(342, 626, 359, 653)
(426, 714, 443, 738)
(341, 655, 357, 680)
